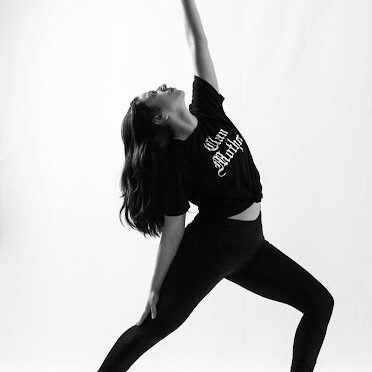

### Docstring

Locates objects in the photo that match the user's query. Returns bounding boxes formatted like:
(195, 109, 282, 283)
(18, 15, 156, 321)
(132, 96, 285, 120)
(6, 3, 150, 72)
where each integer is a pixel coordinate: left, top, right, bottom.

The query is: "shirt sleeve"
(157, 152, 190, 216)
(188, 75, 226, 119)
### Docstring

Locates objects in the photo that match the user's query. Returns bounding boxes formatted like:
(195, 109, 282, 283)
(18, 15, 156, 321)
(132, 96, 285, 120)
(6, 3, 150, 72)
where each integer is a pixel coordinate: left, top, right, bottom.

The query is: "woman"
(97, 1, 334, 371)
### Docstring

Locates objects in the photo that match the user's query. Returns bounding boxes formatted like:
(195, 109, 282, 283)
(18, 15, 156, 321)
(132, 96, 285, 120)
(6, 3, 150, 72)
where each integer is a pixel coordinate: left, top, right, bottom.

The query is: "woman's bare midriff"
(227, 202, 261, 221)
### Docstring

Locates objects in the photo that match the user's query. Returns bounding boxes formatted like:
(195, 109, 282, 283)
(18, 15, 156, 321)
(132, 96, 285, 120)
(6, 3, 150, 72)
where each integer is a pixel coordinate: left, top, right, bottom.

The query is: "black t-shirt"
(157, 75, 263, 217)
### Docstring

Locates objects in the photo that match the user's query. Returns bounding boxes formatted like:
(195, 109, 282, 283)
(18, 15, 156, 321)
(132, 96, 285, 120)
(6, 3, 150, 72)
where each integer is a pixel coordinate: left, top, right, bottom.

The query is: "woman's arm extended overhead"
(180, 0, 220, 93)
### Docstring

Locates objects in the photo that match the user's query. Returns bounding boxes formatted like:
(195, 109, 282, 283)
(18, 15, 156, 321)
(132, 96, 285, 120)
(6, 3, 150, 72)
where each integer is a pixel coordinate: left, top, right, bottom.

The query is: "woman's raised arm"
(180, 0, 220, 93)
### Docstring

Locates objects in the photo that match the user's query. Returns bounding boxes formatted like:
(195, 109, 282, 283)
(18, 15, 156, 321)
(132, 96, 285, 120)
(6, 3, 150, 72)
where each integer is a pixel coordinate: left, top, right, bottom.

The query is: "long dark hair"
(119, 97, 173, 238)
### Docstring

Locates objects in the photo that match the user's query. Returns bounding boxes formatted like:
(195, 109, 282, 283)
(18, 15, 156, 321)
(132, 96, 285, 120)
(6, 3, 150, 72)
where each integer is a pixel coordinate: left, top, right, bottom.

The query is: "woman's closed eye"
(150, 84, 167, 97)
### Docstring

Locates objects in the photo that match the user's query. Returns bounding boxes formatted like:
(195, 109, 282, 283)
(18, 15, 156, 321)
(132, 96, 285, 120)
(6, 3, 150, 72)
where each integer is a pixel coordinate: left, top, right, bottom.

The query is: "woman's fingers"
(136, 306, 149, 326)
(136, 291, 160, 326)
(150, 291, 159, 319)
(151, 303, 157, 319)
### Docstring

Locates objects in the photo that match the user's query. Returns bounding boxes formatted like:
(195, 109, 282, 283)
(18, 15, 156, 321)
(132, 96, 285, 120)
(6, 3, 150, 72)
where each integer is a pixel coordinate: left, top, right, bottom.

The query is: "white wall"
(1, 0, 371, 371)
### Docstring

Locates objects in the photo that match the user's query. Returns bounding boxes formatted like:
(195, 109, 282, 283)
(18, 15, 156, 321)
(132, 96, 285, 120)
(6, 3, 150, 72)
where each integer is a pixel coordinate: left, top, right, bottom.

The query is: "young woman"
(97, 1, 334, 371)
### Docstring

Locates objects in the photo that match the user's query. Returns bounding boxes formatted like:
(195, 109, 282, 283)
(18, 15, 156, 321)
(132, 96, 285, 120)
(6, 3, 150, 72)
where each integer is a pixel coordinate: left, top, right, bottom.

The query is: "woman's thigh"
(154, 214, 267, 314)
(139, 221, 225, 331)
(224, 240, 333, 314)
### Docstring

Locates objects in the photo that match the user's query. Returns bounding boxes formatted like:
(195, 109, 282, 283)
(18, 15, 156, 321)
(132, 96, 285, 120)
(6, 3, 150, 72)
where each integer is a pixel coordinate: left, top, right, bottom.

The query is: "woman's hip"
(182, 210, 266, 276)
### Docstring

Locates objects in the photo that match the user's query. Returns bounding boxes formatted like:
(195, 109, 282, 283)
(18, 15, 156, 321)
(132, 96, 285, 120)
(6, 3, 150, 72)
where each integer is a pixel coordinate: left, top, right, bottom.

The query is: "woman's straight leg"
(225, 240, 334, 372)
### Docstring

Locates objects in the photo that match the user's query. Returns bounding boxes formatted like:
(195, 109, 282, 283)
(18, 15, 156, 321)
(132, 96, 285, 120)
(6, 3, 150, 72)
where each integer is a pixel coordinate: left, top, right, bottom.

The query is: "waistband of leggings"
(193, 210, 262, 225)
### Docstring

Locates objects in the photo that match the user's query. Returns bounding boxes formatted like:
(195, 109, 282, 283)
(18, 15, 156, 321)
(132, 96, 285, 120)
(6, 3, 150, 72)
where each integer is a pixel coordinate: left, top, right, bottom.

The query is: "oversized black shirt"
(157, 75, 263, 217)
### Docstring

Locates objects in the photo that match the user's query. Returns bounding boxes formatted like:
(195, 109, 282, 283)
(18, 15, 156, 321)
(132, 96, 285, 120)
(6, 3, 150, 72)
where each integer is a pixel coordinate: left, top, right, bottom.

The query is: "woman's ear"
(152, 113, 168, 126)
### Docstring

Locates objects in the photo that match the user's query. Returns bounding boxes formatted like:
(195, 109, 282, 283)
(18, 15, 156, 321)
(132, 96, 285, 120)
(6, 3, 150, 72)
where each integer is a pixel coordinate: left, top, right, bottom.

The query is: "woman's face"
(137, 83, 185, 116)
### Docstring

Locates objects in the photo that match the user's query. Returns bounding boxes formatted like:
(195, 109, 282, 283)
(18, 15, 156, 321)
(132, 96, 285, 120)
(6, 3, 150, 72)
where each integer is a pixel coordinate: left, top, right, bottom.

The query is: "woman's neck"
(171, 109, 198, 141)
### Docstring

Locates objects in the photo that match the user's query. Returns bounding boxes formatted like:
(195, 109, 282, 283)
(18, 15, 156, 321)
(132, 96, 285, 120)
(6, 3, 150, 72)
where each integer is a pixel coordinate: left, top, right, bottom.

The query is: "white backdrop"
(1, 0, 371, 371)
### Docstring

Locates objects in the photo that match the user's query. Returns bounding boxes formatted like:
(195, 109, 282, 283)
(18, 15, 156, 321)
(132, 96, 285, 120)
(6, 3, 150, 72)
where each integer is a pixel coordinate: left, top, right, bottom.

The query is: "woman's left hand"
(136, 289, 159, 326)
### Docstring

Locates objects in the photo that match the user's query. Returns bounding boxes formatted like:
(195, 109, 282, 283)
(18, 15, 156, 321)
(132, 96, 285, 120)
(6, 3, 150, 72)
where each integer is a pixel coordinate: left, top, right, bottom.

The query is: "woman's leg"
(97, 221, 226, 372)
(225, 240, 334, 372)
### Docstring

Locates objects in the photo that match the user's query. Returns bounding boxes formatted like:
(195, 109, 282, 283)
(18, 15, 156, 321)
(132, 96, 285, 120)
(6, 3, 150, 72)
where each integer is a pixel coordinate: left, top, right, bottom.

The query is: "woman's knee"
(322, 289, 334, 317)
(308, 286, 334, 320)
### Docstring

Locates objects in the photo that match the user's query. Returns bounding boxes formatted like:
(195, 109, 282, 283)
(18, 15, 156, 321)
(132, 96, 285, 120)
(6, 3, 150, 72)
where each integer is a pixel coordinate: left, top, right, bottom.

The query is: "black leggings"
(97, 211, 334, 372)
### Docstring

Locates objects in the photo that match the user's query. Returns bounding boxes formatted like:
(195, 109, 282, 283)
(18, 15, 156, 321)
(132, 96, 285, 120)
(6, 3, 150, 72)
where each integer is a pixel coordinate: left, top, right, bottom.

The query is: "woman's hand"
(136, 289, 159, 326)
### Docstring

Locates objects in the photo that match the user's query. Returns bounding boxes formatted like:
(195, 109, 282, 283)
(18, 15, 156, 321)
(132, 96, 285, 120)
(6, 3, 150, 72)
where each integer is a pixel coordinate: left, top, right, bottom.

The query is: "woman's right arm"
(180, 0, 220, 94)
(181, 0, 207, 47)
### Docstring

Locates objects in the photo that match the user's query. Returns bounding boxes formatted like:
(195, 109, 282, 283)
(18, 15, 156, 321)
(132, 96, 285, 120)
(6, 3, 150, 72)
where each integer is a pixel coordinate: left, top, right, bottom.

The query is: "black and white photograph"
(1, 1, 371, 371)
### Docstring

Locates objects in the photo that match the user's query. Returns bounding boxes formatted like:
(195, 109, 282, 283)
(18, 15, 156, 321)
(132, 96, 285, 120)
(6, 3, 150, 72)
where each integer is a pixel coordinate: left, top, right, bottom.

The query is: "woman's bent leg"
(97, 222, 224, 372)
(225, 241, 334, 372)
